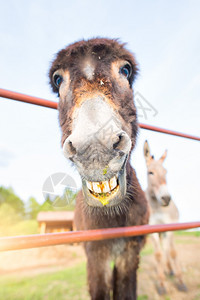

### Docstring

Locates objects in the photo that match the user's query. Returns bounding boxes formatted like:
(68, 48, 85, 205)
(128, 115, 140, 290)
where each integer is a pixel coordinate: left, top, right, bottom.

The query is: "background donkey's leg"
(163, 231, 175, 276)
(151, 233, 167, 295)
(166, 232, 188, 292)
(86, 242, 112, 300)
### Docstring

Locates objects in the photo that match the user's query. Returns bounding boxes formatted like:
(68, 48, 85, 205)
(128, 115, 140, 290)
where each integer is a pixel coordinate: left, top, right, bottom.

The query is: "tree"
(0, 186, 25, 217)
(27, 197, 41, 219)
(0, 203, 20, 225)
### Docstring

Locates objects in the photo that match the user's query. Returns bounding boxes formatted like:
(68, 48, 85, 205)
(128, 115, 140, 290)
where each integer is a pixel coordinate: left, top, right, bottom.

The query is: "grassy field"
(0, 232, 199, 300)
(0, 245, 153, 300)
(0, 262, 148, 300)
(174, 230, 200, 237)
(0, 262, 149, 300)
(0, 219, 39, 237)
(0, 262, 88, 300)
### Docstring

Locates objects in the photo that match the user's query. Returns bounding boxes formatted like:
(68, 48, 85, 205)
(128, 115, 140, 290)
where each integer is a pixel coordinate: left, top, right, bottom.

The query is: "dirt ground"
(0, 235, 199, 300)
(138, 235, 200, 300)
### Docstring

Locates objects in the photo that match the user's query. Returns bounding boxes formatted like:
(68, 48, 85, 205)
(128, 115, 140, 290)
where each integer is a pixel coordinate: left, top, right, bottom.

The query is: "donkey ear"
(144, 140, 152, 164)
(159, 149, 167, 163)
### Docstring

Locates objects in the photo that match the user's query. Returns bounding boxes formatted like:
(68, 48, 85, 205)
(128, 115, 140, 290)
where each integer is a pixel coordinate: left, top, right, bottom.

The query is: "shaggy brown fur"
(49, 38, 149, 300)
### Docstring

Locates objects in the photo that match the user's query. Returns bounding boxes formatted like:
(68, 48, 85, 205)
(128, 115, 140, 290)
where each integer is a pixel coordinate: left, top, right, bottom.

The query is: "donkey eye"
(120, 64, 132, 79)
(53, 74, 63, 88)
(148, 171, 154, 175)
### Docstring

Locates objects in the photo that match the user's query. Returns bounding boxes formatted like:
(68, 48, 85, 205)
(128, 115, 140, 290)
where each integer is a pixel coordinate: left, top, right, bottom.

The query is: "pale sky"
(0, 0, 199, 222)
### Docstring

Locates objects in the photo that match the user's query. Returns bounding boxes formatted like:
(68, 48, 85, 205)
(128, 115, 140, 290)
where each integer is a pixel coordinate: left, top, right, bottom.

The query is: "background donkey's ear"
(143, 140, 152, 164)
(159, 149, 167, 163)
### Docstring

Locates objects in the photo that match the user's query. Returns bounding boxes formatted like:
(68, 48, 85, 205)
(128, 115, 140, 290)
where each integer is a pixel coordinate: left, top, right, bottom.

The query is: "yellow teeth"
(86, 181, 93, 191)
(85, 176, 119, 205)
(92, 182, 102, 193)
(86, 176, 118, 194)
(109, 176, 117, 190)
(102, 180, 110, 193)
(89, 185, 120, 205)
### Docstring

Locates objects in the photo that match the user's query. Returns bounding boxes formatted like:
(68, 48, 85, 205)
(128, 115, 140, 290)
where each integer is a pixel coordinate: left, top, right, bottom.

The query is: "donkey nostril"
(68, 141, 76, 155)
(161, 195, 171, 205)
(64, 139, 77, 158)
(113, 134, 124, 150)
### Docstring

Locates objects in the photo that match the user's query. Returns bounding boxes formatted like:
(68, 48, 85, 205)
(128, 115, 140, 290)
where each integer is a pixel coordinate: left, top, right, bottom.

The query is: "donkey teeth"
(86, 176, 117, 194)
(86, 181, 93, 192)
(92, 182, 102, 194)
(101, 181, 110, 193)
(109, 176, 117, 190)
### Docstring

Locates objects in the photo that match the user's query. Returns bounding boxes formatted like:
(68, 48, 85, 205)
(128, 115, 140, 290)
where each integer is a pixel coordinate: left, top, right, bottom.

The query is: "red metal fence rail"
(1, 88, 200, 141)
(0, 222, 200, 252)
(0, 88, 200, 252)
(0, 88, 58, 109)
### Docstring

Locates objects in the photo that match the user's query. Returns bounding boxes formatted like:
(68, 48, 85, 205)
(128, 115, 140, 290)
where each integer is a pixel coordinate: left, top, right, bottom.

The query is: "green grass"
(0, 231, 198, 299)
(0, 219, 38, 237)
(0, 262, 88, 300)
(0, 262, 149, 300)
(174, 231, 200, 245)
(174, 230, 200, 237)
(138, 295, 148, 300)
(140, 243, 153, 257)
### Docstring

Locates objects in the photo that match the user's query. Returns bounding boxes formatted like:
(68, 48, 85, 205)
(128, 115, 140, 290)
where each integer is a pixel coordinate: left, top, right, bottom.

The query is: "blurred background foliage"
(0, 186, 77, 236)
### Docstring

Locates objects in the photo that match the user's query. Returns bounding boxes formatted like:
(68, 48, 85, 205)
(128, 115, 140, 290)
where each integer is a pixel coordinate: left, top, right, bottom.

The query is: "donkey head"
(49, 38, 138, 207)
(144, 140, 171, 206)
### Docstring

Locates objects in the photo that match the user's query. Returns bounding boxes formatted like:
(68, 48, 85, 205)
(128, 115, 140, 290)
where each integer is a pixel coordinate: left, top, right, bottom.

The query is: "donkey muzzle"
(161, 195, 171, 206)
(63, 96, 131, 206)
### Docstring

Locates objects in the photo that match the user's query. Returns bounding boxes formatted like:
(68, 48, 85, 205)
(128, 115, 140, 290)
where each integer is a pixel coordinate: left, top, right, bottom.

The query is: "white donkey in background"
(144, 140, 187, 295)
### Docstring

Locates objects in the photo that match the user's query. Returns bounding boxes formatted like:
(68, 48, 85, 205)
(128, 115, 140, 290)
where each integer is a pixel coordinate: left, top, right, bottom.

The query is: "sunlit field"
(0, 232, 199, 300)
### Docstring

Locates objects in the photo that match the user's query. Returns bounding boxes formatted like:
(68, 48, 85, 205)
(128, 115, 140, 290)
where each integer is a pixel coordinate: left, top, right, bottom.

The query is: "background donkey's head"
(49, 38, 139, 207)
(144, 140, 171, 206)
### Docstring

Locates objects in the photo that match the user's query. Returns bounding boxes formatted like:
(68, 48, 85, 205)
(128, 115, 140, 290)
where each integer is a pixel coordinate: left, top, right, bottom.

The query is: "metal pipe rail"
(1, 88, 200, 141)
(0, 88, 199, 253)
(0, 88, 58, 109)
(0, 222, 200, 252)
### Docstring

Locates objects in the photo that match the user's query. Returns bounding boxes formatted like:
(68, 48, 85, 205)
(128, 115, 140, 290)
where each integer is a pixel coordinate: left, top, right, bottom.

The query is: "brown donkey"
(144, 140, 187, 294)
(49, 38, 149, 300)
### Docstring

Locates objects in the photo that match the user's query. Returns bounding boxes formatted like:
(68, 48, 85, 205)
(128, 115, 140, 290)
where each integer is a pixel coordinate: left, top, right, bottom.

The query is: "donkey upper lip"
(86, 175, 118, 194)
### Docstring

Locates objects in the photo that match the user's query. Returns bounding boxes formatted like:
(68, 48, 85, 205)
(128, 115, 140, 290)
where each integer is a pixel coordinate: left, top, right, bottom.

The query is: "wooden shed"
(37, 211, 74, 234)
